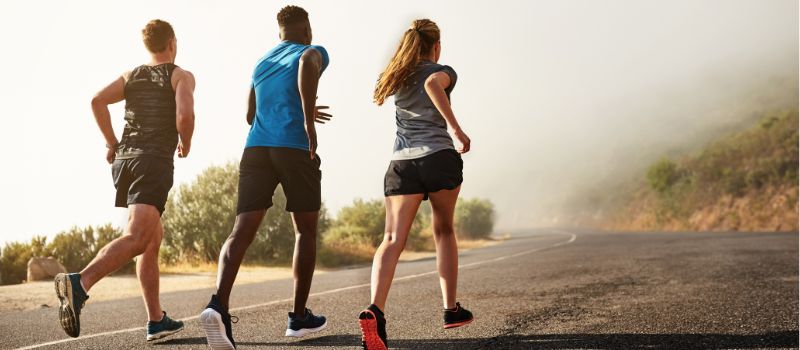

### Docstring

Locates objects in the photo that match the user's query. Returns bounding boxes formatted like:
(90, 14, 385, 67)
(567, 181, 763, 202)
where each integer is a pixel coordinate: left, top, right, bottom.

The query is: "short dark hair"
(142, 19, 175, 53)
(277, 5, 308, 27)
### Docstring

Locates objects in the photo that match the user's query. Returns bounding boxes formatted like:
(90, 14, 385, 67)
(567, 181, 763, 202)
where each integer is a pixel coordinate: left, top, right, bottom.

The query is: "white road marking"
(15, 231, 576, 350)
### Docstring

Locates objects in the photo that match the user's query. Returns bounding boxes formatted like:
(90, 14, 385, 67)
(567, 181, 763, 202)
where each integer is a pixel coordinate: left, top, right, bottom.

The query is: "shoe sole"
(285, 320, 327, 337)
(201, 308, 235, 350)
(54, 273, 80, 338)
(358, 310, 387, 350)
(146, 324, 185, 341)
(444, 316, 474, 329)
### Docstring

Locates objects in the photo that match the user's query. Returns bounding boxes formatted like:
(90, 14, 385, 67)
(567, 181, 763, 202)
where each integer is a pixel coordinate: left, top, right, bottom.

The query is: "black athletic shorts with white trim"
(384, 149, 463, 200)
(236, 146, 321, 214)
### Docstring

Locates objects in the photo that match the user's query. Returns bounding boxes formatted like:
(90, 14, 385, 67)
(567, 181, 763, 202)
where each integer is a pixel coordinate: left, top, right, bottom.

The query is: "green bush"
(322, 199, 432, 249)
(162, 163, 239, 262)
(323, 197, 496, 249)
(647, 159, 682, 194)
(162, 162, 329, 265)
(0, 238, 42, 284)
(455, 198, 496, 239)
(324, 199, 386, 247)
(0, 224, 127, 285)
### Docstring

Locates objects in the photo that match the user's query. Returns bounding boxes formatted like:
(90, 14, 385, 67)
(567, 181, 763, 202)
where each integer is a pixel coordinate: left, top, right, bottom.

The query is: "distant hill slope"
(606, 109, 798, 231)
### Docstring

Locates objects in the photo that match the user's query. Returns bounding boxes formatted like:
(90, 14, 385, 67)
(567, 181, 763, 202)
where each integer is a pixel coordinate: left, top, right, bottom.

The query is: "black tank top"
(116, 63, 179, 159)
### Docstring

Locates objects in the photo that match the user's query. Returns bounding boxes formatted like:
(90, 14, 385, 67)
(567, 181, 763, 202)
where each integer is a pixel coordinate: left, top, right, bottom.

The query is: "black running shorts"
(384, 149, 463, 200)
(112, 156, 174, 215)
(237, 146, 322, 214)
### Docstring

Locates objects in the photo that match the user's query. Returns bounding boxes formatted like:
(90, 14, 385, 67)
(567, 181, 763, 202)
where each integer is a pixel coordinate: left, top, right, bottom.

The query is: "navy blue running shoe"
(285, 308, 327, 337)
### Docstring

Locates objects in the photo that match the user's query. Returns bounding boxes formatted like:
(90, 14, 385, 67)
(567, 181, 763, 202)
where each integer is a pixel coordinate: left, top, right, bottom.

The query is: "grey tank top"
(391, 61, 458, 160)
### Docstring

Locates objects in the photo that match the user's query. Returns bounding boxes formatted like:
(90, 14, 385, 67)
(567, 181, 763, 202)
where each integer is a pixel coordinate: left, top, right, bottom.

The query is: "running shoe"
(285, 308, 327, 337)
(443, 302, 474, 329)
(200, 295, 238, 350)
(358, 304, 387, 350)
(146, 311, 184, 341)
(55, 273, 89, 338)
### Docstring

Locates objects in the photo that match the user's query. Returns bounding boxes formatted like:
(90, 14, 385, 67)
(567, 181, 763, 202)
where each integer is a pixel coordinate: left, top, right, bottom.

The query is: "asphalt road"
(1, 230, 797, 350)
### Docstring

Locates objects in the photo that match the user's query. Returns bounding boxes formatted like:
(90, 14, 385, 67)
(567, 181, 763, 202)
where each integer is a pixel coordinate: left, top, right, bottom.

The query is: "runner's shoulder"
(302, 45, 329, 68)
(171, 67, 195, 88)
(172, 66, 194, 79)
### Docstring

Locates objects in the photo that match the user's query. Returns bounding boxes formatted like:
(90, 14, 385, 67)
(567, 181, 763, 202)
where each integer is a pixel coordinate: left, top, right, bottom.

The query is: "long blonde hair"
(374, 19, 440, 106)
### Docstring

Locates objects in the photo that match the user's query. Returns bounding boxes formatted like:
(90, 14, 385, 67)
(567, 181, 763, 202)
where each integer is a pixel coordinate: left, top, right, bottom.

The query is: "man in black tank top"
(54, 20, 194, 342)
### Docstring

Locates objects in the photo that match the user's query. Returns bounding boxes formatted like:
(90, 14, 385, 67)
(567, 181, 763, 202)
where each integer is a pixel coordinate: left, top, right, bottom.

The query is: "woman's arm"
(424, 71, 471, 153)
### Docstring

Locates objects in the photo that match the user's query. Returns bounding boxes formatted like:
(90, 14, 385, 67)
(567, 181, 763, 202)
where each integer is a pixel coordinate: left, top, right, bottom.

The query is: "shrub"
(162, 162, 329, 265)
(0, 238, 42, 284)
(324, 199, 386, 247)
(647, 159, 682, 194)
(455, 198, 495, 239)
(0, 224, 127, 285)
(323, 199, 432, 250)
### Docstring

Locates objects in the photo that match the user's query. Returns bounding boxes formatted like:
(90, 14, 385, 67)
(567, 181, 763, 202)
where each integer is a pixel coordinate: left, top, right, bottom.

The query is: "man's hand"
(314, 105, 332, 124)
(177, 140, 191, 158)
(307, 128, 318, 159)
(106, 146, 116, 164)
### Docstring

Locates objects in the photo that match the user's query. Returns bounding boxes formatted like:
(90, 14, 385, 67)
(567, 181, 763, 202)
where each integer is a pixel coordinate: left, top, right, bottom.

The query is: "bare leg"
(290, 211, 319, 316)
(370, 194, 424, 310)
(137, 219, 164, 321)
(215, 210, 266, 309)
(428, 186, 461, 309)
(80, 204, 161, 291)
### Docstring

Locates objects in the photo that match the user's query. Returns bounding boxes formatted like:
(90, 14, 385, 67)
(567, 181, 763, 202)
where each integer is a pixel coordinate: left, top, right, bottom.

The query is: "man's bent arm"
(91, 77, 125, 148)
(298, 48, 322, 158)
(175, 69, 196, 154)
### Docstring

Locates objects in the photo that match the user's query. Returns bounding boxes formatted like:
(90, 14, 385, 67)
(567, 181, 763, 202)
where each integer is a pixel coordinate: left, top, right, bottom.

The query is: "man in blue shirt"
(200, 6, 332, 349)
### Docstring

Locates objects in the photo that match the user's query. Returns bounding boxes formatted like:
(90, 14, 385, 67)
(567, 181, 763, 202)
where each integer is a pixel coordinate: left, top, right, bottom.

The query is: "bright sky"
(0, 0, 797, 245)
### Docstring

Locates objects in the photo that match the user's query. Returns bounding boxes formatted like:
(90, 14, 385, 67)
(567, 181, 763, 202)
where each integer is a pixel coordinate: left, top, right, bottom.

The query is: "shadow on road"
(155, 331, 799, 349)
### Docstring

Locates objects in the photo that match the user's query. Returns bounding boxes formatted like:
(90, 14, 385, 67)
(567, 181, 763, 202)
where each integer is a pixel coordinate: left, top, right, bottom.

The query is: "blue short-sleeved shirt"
(246, 41, 329, 150)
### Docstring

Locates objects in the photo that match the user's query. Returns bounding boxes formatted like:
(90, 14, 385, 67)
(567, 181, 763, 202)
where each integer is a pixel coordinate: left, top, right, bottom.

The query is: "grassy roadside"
(0, 237, 503, 312)
(607, 109, 798, 231)
(161, 237, 504, 274)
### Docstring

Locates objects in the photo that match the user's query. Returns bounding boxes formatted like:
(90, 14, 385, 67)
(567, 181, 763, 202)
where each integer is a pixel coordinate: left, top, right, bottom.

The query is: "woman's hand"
(451, 127, 471, 153)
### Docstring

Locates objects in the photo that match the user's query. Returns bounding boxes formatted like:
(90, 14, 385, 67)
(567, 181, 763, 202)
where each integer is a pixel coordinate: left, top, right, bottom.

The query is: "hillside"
(605, 109, 798, 232)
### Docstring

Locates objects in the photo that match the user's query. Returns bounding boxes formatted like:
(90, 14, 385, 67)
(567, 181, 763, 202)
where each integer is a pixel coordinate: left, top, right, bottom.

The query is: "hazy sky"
(0, 0, 797, 245)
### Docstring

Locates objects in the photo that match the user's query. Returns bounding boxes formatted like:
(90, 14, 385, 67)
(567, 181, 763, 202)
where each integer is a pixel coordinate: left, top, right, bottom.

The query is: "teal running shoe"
(146, 311, 185, 341)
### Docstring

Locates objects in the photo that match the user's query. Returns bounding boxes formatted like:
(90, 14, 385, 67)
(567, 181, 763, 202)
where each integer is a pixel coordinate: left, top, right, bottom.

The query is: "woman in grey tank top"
(358, 19, 474, 350)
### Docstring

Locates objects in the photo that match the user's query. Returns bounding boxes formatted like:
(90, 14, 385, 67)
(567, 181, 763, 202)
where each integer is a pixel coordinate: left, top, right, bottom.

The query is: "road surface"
(1, 230, 797, 349)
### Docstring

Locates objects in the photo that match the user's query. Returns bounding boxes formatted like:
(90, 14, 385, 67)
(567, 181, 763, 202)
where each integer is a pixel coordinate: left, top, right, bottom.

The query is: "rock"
(27, 257, 67, 282)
